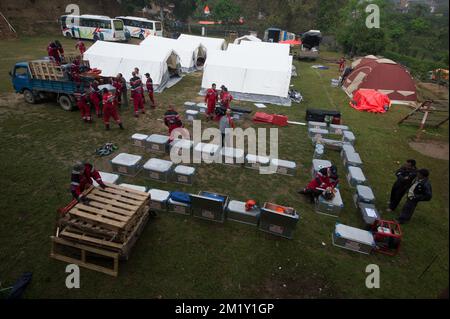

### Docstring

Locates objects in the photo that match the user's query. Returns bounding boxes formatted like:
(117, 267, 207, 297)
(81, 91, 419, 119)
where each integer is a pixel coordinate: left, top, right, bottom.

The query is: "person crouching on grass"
(298, 166, 339, 203)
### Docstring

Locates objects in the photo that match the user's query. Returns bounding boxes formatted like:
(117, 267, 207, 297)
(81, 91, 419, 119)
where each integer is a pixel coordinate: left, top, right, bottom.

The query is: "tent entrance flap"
(196, 46, 207, 68)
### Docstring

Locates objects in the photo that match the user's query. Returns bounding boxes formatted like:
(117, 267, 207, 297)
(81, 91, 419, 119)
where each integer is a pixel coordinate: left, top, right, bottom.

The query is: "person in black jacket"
(387, 159, 417, 212)
(397, 169, 432, 224)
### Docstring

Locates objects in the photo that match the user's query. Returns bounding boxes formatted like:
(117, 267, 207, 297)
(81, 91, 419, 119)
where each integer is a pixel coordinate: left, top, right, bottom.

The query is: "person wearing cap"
(220, 86, 233, 109)
(145, 73, 156, 108)
(74, 86, 91, 123)
(298, 166, 339, 203)
(102, 88, 124, 130)
(205, 83, 218, 120)
(112, 75, 124, 109)
(164, 105, 183, 141)
(71, 162, 106, 203)
(117, 73, 128, 108)
(130, 72, 145, 117)
(219, 108, 235, 147)
(387, 159, 417, 212)
(397, 169, 432, 224)
(89, 80, 102, 118)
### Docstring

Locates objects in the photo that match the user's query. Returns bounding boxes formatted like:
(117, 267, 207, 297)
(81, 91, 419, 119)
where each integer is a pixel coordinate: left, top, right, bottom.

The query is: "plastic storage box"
(148, 189, 170, 212)
(308, 121, 328, 130)
(110, 153, 143, 176)
(168, 198, 192, 215)
(308, 128, 329, 139)
(227, 200, 260, 226)
(343, 131, 356, 145)
(119, 183, 147, 193)
(197, 102, 207, 113)
(358, 202, 381, 228)
(313, 144, 325, 159)
(220, 147, 245, 165)
(173, 165, 196, 185)
(169, 139, 194, 160)
(193, 143, 221, 163)
(184, 101, 198, 111)
(191, 191, 229, 223)
(93, 172, 120, 187)
(143, 158, 173, 182)
(311, 159, 332, 178)
(271, 159, 297, 176)
(318, 138, 344, 151)
(347, 166, 367, 187)
(131, 133, 148, 148)
(259, 203, 299, 239)
(354, 185, 376, 207)
(245, 154, 271, 171)
(343, 151, 363, 168)
(332, 223, 375, 255)
(145, 134, 170, 153)
(315, 188, 344, 217)
(186, 110, 199, 121)
(341, 143, 356, 160)
(329, 124, 349, 135)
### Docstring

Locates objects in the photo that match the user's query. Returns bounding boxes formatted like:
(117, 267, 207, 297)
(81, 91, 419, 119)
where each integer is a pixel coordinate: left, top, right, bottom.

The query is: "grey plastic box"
(220, 147, 245, 166)
(167, 198, 192, 216)
(174, 165, 196, 185)
(347, 166, 367, 187)
(329, 124, 349, 135)
(313, 144, 325, 159)
(259, 203, 299, 239)
(271, 159, 297, 176)
(197, 102, 207, 113)
(245, 154, 271, 171)
(315, 188, 344, 217)
(110, 153, 143, 177)
(343, 131, 356, 145)
(340, 144, 356, 160)
(131, 133, 148, 148)
(354, 185, 376, 207)
(186, 110, 199, 121)
(319, 138, 344, 151)
(308, 121, 328, 130)
(194, 143, 221, 163)
(146, 134, 170, 153)
(311, 159, 332, 178)
(119, 183, 147, 192)
(226, 200, 260, 226)
(143, 158, 173, 182)
(358, 202, 381, 228)
(93, 172, 120, 187)
(191, 191, 229, 223)
(343, 151, 363, 168)
(332, 223, 375, 255)
(184, 101, 198, 111)
(308, 128, 329, 139)
(169, 139, 194, 161)
(148, 189, 170, 212)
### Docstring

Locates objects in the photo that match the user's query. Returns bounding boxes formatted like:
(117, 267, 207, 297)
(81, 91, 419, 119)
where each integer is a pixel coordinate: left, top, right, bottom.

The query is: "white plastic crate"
(167, 198, 192, 215)
(315, 188, 344, 217)
(148, 188, 170, 211)
(354, 185, 376, 207)
(271, 159, 297, 176)
(347, 166, 367, 187)
(173, 165, 196, 185)
(119, 183, 147, 193)
(227, 200, 260, 226)
(343, 131, 356, 145)
(245, 154, 271, 171)
(308, 121, 328, 130)
(93, 171, 120, 187)
(193, 143, 221, 163)
(308, 128, 329, 139)
(131, 133, 148, 148)
(110, 153, 143, 176)
(184, 101, 198, 110)
(186, 110, 199, 121)
(343, 151, 363, 168)
(311, 159, 332, 178)
(146, 134, 170, 153)
(143, 158, 173, 182)
(220, 147, 245, 165)
(332, 223, 375, 255)
(329, 124, 349, 135)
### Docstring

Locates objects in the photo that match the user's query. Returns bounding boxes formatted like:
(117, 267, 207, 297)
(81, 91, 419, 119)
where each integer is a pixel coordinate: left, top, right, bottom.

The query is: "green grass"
(0, 36, 448, 299)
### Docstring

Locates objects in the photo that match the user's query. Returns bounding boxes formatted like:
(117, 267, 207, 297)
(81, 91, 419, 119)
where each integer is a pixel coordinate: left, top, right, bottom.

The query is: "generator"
(371, 220, 402, 256)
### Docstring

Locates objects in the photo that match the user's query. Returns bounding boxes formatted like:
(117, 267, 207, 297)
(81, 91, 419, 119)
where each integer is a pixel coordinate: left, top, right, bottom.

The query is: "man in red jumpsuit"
(112, 76, 123, 109)
(338, 56, 346, 74)
(71, 161, 106, 203)
(164, 105, 183, 141)
(102, 88, 124, 130)
(130, 72, 145, 117)
(89, 81, 102, 117)
(75, 40, 86, 56)
(205, 83, 218, 120)
(74, 87, 91, 123)
(47, 42, 61, 64)
(298, 165, 339, 203)
(220, 86, 233, 109)
(145, 73, 156, 108)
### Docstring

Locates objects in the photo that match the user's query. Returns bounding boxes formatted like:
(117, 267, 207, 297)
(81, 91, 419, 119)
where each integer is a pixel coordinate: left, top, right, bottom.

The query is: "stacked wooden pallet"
(50, 183, 150, 277)
(29, 60, 65, 80)
(63, 55, 91, 68)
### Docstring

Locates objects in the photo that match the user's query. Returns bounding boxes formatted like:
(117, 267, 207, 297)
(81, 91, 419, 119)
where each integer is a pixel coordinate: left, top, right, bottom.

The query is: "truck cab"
(11, 62, 31, 93)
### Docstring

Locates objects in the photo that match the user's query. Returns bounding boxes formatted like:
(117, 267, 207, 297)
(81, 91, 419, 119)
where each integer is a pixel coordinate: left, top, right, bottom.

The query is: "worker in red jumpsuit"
(145, 73, 156, 108)
(130, 72, 145, 117)
(205, 83, 218, 120)
(71, 161, 106, 203)
(75, 40, 86, 56)
(55, 40, 65, 63)
(338, 56, 346, 74)
(298, 166, 339, 203)
(102, 88, 124, 130)
(164, 105, 183, 141)
(220, 86, 233, 109)
(74, 87, 91, 123)
(112, 76, 123, 109)
(89, 81, 102, 118)
(47, 42, 61, 64)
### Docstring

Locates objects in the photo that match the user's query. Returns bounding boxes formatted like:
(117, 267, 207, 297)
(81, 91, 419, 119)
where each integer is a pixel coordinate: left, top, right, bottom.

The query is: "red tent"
(343, 57, 417, 104)
(350, 89, 391, 113)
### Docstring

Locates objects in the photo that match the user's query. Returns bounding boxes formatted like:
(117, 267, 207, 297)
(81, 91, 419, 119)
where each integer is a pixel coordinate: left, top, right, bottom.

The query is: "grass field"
(0, 35, 448, 299)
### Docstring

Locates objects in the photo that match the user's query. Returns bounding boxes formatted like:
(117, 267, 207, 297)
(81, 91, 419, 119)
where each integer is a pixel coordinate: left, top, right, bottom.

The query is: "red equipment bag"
(253, 112, 274, 124)
(272, 114, 288, 127)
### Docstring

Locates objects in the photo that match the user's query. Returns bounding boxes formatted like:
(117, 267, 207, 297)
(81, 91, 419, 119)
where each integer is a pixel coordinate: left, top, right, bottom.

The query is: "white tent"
(140, 36, 206, 72)
(84, 41, 182, 92)
(233, 35, 262, 44)
(239, 40, 291, 56)
(177, 34, 227, 52)
(201, 44, 292, 106)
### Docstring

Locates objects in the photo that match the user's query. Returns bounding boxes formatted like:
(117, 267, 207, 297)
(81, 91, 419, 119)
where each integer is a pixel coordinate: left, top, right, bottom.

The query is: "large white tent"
(84, 41, 182, 92)
(233, 35, 262, 44)
(177, 34, 227, 52)
(201, 43, 293, 106)
(140, 36, 206, 72)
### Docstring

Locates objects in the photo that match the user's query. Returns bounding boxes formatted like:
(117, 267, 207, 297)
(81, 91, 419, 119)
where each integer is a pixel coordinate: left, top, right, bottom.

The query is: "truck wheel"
(59, 95, 75, 111)
(23, 89, 36, 104)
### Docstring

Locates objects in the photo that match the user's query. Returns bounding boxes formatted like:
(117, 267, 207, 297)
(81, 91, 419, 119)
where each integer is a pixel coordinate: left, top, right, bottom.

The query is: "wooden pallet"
(63, 55, 90, 68)
(67, 183, 149, 234)
(29, 60, 64, 80)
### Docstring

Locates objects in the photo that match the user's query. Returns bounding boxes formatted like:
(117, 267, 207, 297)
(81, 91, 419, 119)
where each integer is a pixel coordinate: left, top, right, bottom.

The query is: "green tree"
(212, 0, 241, 24)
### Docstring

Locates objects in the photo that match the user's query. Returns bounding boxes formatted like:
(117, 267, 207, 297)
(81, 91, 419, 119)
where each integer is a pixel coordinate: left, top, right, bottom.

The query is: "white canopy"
(201, 43, 292, 106)
(140, 36, 206, 72)
(233, 35, 262, 44)
(177, 34, 227, 52)
(84, 41, 181, 91)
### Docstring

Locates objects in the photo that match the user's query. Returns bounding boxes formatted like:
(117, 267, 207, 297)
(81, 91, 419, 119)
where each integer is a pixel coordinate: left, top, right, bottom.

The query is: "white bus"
(115, 16, 163, 40)
(60, 14, 126, 42)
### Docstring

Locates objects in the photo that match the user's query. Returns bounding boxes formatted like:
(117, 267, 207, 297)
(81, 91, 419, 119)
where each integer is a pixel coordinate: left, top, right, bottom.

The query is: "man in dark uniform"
(397, 169, 432, 224)
(387, 159, 417, 212)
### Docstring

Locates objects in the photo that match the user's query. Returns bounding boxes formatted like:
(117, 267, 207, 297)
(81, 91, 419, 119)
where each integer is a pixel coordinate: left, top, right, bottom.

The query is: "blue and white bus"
(115, 16, 163, 40)
(60, 14, 126, 42)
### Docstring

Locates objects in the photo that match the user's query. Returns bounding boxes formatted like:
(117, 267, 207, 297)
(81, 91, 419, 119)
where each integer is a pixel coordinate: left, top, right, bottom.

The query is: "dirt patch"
(409, 140, 449, 160)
